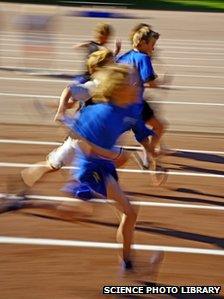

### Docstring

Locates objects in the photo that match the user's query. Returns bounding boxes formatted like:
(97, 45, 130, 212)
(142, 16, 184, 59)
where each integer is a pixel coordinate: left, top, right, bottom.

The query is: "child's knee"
(126, 208, 137, 222)
(151, 118, 165, 136)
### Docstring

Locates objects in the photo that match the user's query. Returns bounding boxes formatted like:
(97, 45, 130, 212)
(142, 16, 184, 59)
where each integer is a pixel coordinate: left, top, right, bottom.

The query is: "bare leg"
(21, 137, 76, 188)
(147, 116, 165, 150)
(106, 175, 137, 262)
(21, 161, 56, 187)
(138, 117, 165, 168)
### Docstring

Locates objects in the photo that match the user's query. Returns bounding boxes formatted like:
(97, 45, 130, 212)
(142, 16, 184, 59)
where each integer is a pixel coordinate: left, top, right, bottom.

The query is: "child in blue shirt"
(20, 49, 154, 189)
(117, 25, 166, 167)
(2, 64, 153, 272)
(62, 64, 153, 270)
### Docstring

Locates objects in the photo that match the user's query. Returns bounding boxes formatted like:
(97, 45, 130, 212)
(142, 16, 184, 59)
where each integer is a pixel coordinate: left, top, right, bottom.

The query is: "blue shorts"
(64, 160, 118, 201)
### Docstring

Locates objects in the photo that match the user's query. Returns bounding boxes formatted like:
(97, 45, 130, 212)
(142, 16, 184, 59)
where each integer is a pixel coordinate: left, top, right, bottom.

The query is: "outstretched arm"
(54, 86, 73, 122)
(73, 42, 90, 50)
(67, 128, 130, 166)
(145, 73, 173, 89)
(54, 80, 95, 122)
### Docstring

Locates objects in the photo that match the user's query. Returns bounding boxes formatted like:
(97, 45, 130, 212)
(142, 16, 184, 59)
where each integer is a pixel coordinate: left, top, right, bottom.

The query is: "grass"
(2, 0, 224, 12)
(167, 0, 224, 9)
(130, 0, 224, 12)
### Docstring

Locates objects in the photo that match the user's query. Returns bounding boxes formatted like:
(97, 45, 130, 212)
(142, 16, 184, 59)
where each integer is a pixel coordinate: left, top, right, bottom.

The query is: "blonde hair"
(130, 23, 151, 42)
(87, 48, 114, 74)
(92, 64, 131, 103)
(132, 26, 159, 48)
(95, 22, 113, 37)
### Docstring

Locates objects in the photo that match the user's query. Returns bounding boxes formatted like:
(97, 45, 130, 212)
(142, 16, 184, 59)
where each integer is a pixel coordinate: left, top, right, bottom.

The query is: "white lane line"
(1, 48, 224, 56)
(117, 168, 224, 178)
(1, 193, 224, 211)
(0, 56, 83, 63)
(2, 40, 224, 56)
(1, 88, 224, 99)
(0, 77, 69, 84)
(164, 50, 224, 56)
(1, 92, 224, 106)
(171, 74, 224, 79)
(149, 101, 224, 107)
(2, 55, 224, 71)
(162, 56, 224, 61)
(0, 92, 57, 99)
(154, 64, 224, 69)
(23, 194, 224, 211)
(2, 39, 224, 51)
(159, 46, 224, 51)
(4, 59, 224, 72)
(0, 66, 80, 73)
(159, 85, 224, 91)
(0, 236, 223, 256)
(3, 55, 224, 63)
(1, 74, 224, 82)
(1, 32, 224, 44)
(1, 75, 224, 94)
(2, 35, 224, 45)
(0, 162, 223, 179)
(0, 49, 69, 55)
(0, 139, 61, 146)
(0, 139, 224, 156)
(2, 63, 224, 75)
(163, 38, 224, 44)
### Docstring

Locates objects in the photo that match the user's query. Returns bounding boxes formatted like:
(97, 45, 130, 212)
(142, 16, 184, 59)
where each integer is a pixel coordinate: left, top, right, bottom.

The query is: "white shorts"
(47, 137, 77, 169)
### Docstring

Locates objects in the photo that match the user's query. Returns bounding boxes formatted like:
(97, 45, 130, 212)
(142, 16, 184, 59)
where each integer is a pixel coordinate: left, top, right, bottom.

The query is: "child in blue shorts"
(20, 49, 154, 189)
(117, 24, 168, 167)
(20, 49, 115, 188)
(62, 64, 153, 269)
(2, 64, 153, 272)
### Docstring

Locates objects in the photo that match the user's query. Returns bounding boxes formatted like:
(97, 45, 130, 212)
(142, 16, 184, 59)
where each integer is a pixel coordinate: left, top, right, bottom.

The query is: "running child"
(19, 49, 155, 190)
(74, 22, 121, 57)
(19, 49, 115, 189)
(117, 24, 168, 168)
(2, 64, 153, 271)
(73, 22, 121, 83)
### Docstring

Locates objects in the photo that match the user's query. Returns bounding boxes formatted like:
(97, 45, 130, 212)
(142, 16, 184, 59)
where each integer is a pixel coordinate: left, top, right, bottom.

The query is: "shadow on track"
(20, 212, 224, 249)
(126, 191, 224, 207)
(171, 151, 224, 165)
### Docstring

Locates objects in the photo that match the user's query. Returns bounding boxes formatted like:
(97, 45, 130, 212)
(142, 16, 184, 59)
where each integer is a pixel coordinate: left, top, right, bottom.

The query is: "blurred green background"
(1, 0, 224, 12)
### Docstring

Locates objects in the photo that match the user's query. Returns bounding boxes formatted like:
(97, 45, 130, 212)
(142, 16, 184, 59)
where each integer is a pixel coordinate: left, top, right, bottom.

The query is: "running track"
(0, 4, 223, 299)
